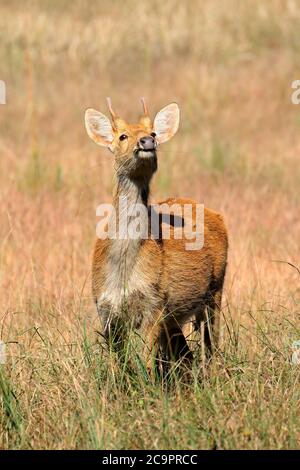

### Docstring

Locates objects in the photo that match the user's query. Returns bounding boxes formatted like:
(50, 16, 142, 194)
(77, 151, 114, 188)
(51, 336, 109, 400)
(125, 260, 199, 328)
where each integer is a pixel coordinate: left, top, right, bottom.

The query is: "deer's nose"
(139, 136, 155, 151)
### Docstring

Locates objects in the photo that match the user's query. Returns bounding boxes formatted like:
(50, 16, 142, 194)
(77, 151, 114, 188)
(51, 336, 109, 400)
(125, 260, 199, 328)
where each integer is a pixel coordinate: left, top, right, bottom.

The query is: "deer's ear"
(153, 103, 180, 144)
(85, 108, 114, 148)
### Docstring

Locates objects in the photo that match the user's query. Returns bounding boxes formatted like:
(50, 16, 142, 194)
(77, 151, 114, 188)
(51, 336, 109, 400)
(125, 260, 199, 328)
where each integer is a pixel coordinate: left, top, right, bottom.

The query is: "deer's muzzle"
(138, 135, 156, 151)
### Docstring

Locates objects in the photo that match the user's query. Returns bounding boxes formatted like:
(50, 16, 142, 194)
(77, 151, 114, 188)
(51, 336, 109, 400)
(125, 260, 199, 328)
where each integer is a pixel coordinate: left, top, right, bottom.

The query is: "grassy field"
(0, 0, 300, 449)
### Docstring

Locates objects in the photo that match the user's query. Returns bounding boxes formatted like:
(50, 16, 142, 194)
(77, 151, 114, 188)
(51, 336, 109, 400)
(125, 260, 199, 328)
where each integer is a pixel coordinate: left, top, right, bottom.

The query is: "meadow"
(0, 0, 300, 449)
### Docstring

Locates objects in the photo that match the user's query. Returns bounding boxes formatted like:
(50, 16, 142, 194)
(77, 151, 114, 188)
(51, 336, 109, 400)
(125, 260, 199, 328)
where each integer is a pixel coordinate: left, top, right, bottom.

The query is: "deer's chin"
(136, 149, 156, 159)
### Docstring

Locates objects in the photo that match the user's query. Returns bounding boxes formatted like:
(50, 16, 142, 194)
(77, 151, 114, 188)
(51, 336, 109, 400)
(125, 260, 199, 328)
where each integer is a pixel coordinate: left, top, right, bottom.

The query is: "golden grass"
(0, 0, 300, 449)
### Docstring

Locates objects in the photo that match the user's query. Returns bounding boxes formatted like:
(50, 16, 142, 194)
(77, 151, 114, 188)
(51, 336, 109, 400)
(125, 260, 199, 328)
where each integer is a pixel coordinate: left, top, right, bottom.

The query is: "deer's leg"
(156, 320, 193, 381)
(160, 323, 193, 364)
(143, 314, 193, 378)
(105, 319, 128, 354)
(142, 310, 165, 377)
(204, 289, 223, 356)
(97, 300, 127, 353)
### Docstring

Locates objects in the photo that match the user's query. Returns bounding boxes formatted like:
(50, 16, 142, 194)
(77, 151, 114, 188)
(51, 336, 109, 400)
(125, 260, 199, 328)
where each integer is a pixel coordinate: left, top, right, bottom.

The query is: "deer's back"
(156, 198, 228, 316)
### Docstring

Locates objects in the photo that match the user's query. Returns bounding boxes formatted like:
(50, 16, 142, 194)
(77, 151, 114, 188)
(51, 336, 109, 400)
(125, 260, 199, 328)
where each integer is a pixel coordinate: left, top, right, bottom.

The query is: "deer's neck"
(107, 175, 150, 289)
(114, 174, 149, 211)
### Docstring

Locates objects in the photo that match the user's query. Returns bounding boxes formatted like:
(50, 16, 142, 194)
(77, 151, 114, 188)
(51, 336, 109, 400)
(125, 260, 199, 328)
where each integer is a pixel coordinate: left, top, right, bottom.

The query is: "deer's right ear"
(85, 109, 114, 149)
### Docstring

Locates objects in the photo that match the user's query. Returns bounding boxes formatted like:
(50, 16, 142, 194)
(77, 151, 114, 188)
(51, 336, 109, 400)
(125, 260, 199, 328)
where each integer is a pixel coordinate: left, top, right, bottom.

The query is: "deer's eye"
(150, 132, 156, 138)
(119, 134, 128, 141)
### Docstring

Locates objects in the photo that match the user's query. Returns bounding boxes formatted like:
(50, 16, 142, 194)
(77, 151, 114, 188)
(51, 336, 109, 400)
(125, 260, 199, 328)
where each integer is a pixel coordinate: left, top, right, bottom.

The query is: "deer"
(85, 98, 228, 375)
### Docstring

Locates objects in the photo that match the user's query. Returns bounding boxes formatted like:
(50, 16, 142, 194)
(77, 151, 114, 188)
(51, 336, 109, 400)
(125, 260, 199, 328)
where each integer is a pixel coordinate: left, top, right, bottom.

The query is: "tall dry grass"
(0, 0, 300, 449)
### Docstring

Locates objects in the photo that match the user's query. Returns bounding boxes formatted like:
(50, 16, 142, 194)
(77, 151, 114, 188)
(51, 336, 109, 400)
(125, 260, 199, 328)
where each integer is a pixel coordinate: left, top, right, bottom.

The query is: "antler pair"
(106, 97, 149, 120)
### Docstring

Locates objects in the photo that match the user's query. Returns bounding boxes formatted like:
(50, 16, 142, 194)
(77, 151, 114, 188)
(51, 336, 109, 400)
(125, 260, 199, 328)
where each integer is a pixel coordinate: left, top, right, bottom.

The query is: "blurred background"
(0, 0, 300, 449)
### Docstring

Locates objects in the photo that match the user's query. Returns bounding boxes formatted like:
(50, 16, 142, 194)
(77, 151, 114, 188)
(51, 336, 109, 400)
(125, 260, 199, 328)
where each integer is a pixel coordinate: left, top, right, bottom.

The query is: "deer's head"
(85, 98, 179, 179)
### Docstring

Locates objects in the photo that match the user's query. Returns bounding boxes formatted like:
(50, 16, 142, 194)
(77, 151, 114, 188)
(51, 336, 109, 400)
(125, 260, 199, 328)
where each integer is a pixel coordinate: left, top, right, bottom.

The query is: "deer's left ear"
(153, 103, 180, 144)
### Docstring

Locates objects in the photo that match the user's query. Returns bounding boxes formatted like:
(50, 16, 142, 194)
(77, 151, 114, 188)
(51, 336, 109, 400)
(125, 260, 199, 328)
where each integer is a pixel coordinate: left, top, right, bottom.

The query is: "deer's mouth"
(135, 148, 156, 159)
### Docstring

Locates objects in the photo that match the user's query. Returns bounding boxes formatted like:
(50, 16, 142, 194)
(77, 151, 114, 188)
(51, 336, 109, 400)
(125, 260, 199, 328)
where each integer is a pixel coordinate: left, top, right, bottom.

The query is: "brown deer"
(85, 98, 228, 373)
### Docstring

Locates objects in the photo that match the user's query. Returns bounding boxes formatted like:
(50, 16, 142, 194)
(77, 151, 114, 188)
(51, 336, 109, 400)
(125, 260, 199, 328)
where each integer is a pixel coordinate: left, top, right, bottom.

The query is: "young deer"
(85, 98, 228, 372)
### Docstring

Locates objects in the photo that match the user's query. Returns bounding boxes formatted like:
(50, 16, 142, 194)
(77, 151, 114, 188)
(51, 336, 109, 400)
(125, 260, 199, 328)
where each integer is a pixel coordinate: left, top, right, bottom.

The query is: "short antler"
(140, 97, 148, 115)
(139, 97, 152, 128)
(106, 97, 117, 120)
